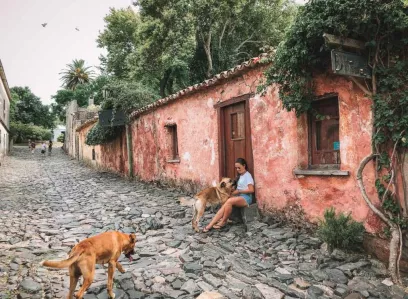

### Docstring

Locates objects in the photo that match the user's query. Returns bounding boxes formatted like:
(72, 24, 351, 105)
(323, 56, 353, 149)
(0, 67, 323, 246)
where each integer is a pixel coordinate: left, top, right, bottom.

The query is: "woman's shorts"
(239, 193, 253, 206)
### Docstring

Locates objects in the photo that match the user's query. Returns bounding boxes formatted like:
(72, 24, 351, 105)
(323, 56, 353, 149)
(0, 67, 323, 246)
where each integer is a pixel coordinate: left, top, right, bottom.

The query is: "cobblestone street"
(0, 147, 407, 299)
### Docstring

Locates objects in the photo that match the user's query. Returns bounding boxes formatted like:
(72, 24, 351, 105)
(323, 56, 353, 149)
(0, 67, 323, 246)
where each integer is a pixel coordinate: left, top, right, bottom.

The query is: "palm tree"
(59, 59, 94, 90)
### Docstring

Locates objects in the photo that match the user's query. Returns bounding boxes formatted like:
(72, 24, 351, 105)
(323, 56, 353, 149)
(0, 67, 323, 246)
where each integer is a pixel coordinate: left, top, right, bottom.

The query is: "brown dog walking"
(41, 231, 136, 299)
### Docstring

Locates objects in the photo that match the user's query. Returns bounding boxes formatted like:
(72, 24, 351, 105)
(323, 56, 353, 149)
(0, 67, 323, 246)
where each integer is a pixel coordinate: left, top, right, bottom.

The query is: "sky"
(0, 0, 307, 106)
(0, 0, 133, 105)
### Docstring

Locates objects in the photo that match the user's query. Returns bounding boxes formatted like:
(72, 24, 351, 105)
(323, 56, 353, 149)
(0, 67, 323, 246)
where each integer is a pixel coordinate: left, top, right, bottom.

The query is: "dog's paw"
(119, 268, 126, 274)
(108, 293, 116, 299)
(39, 260, 45, 266)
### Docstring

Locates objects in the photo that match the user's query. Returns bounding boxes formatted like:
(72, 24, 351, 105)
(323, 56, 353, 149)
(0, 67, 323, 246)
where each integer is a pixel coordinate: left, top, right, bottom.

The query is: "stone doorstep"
(230, 204, 260, 231)
(241, 204, 260, 231)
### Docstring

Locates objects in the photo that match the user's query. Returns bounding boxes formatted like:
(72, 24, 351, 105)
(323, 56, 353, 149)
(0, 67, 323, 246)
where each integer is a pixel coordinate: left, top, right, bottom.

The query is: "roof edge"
(0, 60, 12, 103)
(129, 52, 272, 120)
(76, 117, 98, 132)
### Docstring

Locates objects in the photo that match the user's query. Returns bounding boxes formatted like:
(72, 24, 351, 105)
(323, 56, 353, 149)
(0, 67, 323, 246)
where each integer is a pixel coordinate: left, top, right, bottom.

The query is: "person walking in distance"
(41, 142, 46, 157)
(31, 141, 36, 154)
(48, 140, 53, 156)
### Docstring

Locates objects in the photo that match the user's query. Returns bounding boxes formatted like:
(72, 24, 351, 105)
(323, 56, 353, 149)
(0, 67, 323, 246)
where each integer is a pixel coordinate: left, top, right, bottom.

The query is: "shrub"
(57, 134, 65, 143)
(317, 207, 365, 251)
(10, 122, 52, 143)
(85, 123, 123, 146)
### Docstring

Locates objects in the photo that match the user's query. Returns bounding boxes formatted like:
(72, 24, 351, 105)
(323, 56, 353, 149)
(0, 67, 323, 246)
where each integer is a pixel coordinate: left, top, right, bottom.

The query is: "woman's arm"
(232, 184, 254, 195)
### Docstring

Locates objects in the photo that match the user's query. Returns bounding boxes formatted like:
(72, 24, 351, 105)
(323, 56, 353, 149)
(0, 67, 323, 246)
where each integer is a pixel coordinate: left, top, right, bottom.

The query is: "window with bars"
(310, 96, 340, 167)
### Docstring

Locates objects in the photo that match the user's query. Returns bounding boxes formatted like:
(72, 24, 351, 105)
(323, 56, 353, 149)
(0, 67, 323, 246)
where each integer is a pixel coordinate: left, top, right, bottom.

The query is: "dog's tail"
(40, 250, 82, 269)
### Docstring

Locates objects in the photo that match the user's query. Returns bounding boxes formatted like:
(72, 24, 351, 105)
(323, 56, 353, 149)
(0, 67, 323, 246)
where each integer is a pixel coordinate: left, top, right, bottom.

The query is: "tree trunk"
(160, 69, 172, 98)
(389, 225, 401, 284)
(401, 150, 408, 217)
(201, 31, 213, 78)
(357, 154, 401, 283)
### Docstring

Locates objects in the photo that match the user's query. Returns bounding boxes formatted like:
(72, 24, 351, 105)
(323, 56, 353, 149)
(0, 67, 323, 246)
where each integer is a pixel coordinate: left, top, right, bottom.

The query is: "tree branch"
(234, 33, 256, 52)
(397, 224, 403, 283)
(400, 149, 408, 217)
(357, 154, 393, 226)
(200, 30, 213, 78)
(219, 19, 229, 49)
(349, 77, 373, 96)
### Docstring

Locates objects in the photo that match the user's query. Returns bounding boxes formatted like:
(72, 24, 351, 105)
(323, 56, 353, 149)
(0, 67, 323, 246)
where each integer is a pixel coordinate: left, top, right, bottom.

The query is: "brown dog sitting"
(41, 231, 136, 299)
(192, 177, 235, 232)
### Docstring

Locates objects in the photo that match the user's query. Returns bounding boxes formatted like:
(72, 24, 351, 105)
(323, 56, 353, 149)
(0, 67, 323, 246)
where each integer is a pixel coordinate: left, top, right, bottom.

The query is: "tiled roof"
(75, 117, 98, 132)
(129, 53, 271, 119)
(0, 60, 11, 102)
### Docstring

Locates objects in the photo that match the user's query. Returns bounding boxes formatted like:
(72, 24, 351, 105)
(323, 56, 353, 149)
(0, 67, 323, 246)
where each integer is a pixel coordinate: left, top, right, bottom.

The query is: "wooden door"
(221, 100, 254, 180)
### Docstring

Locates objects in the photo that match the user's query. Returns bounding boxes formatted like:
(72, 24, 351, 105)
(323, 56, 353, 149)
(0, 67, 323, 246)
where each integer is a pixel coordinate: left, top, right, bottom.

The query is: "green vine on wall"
(85, 79, 159, 145)
(85, 123, 123, 146)
(261, 0, 408, 283)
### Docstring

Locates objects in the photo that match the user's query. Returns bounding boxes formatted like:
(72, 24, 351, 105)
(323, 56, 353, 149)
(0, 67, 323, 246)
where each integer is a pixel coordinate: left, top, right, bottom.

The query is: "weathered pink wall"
(250, 74, 379, 232)
(78, 122, 101, 165)
(77, 122, 128, 175)
(76, 66, 381, 232)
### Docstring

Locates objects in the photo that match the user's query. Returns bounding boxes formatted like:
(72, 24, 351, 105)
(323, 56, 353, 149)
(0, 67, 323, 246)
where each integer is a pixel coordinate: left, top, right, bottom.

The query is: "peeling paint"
(210, 139, 215, 166)
(207, 98, 214, 108)
(76, 66, 381, 233)
(183, 152, 191, 161)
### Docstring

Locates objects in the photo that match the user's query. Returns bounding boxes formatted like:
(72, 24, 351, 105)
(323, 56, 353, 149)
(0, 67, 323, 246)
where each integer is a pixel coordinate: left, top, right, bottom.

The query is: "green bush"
(10, 122, 52, 143)
(317, 207, 365, 251)
(57, 134, 65, 143)
(85, 123, 123, 146)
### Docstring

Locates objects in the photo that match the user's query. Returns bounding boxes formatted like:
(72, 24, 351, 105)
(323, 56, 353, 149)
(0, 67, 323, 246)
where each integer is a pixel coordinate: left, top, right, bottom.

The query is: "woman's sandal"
(202, 226, 211, 233)
(213, 222, 227, 229)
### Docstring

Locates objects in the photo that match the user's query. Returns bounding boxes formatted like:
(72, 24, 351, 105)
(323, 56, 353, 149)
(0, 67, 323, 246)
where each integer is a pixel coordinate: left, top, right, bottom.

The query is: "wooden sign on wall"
(331, 50, 371, 79)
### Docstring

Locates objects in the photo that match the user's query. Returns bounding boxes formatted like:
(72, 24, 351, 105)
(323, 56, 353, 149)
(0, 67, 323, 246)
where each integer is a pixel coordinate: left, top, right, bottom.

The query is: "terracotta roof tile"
(130, 53, 271, 119)
(75, 117, 98, 132)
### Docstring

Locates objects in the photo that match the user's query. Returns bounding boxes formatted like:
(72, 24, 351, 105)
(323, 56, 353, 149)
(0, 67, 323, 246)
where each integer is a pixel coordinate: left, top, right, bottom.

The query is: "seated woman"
(203, 158, 254, 232)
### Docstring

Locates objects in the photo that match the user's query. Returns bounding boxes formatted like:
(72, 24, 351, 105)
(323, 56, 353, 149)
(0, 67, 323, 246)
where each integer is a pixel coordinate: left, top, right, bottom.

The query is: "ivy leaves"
(263, 0, 408, 231)
(85, 123, 123, 146)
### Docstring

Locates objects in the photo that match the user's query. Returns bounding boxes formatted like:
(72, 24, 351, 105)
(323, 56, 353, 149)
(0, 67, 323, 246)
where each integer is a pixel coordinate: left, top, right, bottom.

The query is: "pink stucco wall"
(76, 66, 382, 232)
(250, 74, 379, 232)
(77, 122, 128, 175)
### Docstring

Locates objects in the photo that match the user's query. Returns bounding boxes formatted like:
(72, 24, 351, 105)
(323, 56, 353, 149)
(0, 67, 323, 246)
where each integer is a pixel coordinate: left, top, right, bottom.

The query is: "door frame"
(215, 93, 254, 180)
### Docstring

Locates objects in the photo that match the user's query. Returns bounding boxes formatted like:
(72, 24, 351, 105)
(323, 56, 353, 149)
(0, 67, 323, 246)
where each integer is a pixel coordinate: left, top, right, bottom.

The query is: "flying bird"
(75, 27, 80, 31)
(41, 23, 47, 27)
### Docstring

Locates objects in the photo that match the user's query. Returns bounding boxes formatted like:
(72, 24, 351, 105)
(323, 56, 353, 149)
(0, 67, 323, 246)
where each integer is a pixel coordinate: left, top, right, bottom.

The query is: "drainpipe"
(125, 123, 134, 178)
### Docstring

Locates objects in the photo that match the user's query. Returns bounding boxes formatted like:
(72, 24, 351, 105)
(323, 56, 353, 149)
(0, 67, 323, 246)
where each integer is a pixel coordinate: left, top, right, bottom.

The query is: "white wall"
(0, 64, 10, 162)
(52, 125, 66, 142)
(0, 121, 9, 162)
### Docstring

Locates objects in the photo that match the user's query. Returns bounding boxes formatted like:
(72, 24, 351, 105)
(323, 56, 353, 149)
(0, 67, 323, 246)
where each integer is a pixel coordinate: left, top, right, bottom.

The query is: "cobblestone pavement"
(0, 147, 407, 299)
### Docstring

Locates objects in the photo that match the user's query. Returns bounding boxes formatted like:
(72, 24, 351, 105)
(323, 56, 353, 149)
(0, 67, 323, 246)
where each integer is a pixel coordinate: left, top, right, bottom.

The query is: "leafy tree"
(102, 79, 159, 114)
(9, 91, 18, 122)
(59, 59, 95, 90)
(263, 0, 408, 283)
(51, 75, 109, 121)
(10, 122, 52, 143)
(128, 0, 196, 97)
(189, 0, 297, 79)
(98, 0, 297, 97)
(97, 8, 140, 78)
(10, 86, 55, 129)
